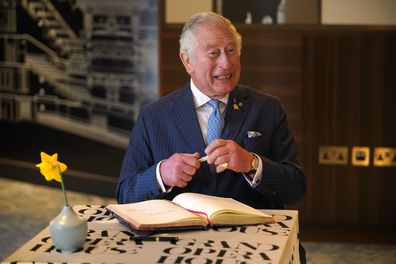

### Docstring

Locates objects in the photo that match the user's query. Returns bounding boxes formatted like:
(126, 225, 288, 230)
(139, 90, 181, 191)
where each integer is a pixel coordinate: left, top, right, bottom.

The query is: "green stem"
(58, 167, 69, 207)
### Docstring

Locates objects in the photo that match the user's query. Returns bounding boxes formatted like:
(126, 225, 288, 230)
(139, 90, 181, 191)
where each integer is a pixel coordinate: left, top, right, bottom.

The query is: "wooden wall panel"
(159, 25, 189, 96)
(300, 30, 396, 228)
(239, 27, 303, 142)
(159, 24, 396, 228)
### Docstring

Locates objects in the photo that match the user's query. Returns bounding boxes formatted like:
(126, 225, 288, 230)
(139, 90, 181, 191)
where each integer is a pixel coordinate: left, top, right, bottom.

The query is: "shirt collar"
(190, 79, 229, 109)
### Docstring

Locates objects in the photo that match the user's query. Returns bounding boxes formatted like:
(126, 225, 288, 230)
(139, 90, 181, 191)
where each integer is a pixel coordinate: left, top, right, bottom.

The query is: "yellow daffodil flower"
(36, 152, 67, 182)
(36, 151, 69, 206)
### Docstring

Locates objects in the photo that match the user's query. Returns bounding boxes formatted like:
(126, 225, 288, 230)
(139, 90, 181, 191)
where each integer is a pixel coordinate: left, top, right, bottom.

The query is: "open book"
(107, 193, 273, 232)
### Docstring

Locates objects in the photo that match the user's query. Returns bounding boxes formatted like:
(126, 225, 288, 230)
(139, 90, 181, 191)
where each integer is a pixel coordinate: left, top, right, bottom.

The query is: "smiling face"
(180, 23, 241, 99)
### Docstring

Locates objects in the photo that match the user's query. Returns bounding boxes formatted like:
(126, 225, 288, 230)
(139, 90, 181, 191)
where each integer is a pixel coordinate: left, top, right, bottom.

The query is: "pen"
(130, 236, 179, 242)
(198, 156, 208, 162)
(198, 156, 228, 169)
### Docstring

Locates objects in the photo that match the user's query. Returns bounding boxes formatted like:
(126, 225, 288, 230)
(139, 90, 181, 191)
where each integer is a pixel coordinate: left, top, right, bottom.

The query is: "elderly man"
(117, 12, 306, 211)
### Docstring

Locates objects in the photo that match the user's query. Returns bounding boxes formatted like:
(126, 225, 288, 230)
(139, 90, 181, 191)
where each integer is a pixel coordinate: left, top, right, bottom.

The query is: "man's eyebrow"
(201, 41, 217, 50)
(202, 42, 237, 50)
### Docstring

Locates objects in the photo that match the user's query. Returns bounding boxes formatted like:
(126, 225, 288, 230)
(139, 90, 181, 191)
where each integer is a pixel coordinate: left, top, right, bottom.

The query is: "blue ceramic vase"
(49, 206, 87, 252)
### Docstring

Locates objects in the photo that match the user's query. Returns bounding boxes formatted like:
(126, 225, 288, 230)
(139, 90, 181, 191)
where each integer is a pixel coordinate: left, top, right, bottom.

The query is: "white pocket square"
(247, 131, 262, 138)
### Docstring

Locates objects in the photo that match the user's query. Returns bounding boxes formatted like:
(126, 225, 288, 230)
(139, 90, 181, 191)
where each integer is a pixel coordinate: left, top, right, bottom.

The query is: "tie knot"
(208, 99, 220, 110)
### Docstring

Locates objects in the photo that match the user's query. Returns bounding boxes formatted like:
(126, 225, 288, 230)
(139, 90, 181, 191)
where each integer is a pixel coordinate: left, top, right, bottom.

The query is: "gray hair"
(179, 12, 242, 60)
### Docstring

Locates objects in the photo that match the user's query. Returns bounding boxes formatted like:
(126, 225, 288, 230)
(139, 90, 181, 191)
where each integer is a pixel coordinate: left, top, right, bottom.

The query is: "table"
(4, 205, 301, 263)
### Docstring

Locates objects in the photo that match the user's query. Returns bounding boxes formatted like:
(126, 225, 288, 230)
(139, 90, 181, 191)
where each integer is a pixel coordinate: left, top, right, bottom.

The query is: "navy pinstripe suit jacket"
(116, 83, 306, 209)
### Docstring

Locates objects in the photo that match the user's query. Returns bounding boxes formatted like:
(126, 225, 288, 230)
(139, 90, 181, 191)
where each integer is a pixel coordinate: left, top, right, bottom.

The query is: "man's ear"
(180, 52, 193, 74)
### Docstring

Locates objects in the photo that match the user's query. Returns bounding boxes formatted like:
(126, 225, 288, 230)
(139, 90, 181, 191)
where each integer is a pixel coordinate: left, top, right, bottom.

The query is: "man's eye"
(227, 48, 236, 54)
(208, 51, 219, 56)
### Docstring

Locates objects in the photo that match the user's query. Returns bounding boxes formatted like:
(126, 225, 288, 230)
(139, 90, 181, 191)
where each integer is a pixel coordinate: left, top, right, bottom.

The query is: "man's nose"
(218, 52, 232, 69)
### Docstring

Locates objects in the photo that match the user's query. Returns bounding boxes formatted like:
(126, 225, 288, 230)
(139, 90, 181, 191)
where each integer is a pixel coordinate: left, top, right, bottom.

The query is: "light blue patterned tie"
(206, 99, 224, 145)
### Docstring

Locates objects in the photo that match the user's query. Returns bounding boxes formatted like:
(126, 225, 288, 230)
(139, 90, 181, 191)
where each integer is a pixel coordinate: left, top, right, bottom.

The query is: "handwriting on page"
(125, 208, 178, 216)
(121, 200, 198, 224)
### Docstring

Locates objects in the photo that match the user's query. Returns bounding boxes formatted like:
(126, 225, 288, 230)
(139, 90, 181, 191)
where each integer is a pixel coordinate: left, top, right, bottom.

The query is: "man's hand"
(160, 152, 201, 188)
(205, 139, 253, 173)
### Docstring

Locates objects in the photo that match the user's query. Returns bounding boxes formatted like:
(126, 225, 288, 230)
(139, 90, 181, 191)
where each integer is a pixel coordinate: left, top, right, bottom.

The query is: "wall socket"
(351, 146, 370, 166)
(319, 146, 348, 165)
(373, 147, 396, 167)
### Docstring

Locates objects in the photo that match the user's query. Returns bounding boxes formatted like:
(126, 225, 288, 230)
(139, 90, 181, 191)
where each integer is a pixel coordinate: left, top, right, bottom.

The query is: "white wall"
(322, 0, 396, 25)
(165, 0, 212, 23)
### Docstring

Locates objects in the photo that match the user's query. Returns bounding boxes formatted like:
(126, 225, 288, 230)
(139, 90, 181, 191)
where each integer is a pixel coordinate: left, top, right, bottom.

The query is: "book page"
(172, 193, 271, 219)
(107, 200, 204, 228)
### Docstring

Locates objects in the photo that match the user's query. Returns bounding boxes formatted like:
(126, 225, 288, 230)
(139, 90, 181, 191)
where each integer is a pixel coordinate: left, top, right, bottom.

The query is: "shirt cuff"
(242, 153, 263, 187)
(156, 160, 173, 193)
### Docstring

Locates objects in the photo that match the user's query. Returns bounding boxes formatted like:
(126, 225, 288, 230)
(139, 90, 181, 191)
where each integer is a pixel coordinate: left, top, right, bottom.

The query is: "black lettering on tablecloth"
(192, 248, 217, 255)
(212, 224, 290, 236)
(157, 240, 279, 263)
(274, 221, 289, 228)
(272, 214, 293, 222)
(27, 226, 285, 262)
(76, 205, 114, 222)
(28, 229, 143, 255)
(87, 229, 135, 238)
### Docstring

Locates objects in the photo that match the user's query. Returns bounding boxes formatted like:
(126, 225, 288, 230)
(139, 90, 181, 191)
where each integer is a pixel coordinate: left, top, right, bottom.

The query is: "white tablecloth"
(4, 205, 300, 264)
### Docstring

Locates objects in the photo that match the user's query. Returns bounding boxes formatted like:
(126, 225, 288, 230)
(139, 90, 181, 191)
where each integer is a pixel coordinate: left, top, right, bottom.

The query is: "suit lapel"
(222, 86, 251, 142)
(170, 84, 206, 155)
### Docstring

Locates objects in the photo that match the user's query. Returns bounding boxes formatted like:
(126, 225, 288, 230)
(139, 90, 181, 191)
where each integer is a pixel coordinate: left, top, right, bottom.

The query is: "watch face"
(252, 156, 259, 170)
